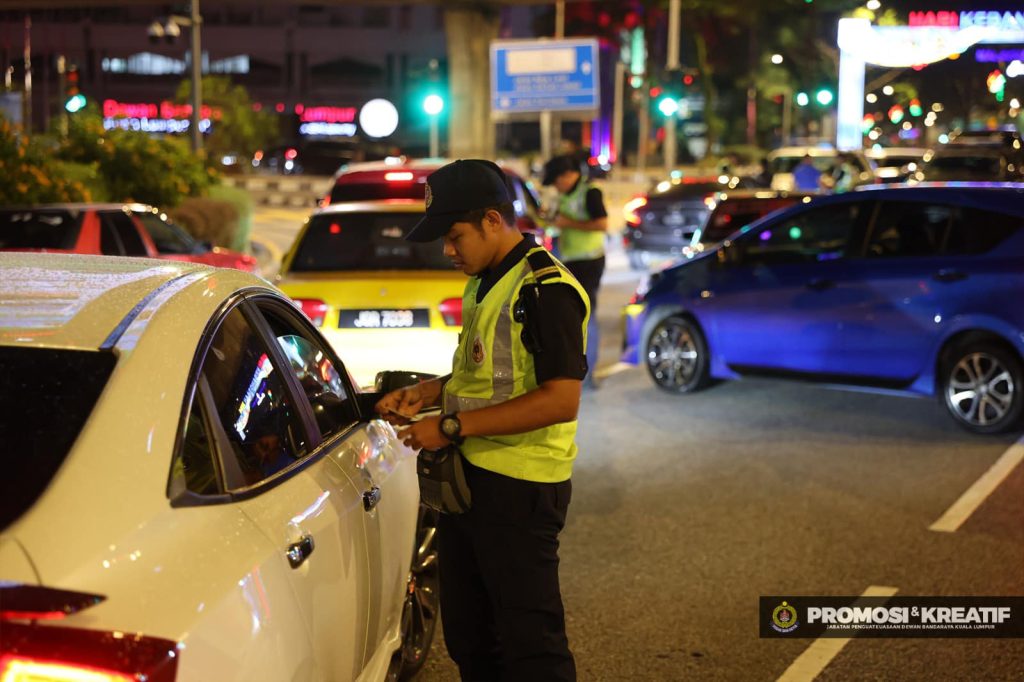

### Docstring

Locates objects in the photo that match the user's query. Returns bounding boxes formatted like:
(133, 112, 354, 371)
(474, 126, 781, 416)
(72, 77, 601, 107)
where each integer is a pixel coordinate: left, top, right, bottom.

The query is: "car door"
(193, 302, 374, 680)
(839, 200, 955, 381)
(250, 296, 419, 673)
(706, 200, 869, 375)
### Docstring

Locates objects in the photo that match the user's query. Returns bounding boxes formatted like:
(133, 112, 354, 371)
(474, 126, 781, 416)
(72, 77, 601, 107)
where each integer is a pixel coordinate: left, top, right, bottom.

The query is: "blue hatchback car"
(621, 184, 1024, 434)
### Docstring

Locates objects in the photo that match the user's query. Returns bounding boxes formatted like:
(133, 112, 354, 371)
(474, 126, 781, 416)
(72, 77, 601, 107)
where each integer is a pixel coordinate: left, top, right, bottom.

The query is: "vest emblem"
(471, 335, 486, 364)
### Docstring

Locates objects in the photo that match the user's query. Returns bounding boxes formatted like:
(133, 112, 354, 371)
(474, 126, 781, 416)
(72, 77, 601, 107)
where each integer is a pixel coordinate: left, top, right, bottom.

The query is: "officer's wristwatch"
(439, 413, 465, 445)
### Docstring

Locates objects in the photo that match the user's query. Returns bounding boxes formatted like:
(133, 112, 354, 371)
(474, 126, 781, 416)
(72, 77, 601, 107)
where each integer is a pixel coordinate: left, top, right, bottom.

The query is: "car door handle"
(806, 278, 835, 291)
(932, 269, 968, 283)
(362, 486, 382, 512)
(286, 534, 315, 569)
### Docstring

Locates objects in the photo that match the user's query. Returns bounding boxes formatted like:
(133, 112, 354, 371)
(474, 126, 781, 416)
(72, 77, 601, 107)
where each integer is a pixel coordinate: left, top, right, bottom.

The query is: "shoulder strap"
(525, 248, 560, 282)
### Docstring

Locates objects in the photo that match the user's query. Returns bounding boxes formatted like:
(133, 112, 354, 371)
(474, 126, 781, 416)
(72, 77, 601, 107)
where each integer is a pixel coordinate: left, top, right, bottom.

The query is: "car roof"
(0, 253, 225, 351)
(864, 147, 929, 159)
(769, 146, 844, 158)
(713, 189, 819, 202)
(835, 183, 1024, 214)
(0, 203, 157, 213)
(337, 157, 527, 180)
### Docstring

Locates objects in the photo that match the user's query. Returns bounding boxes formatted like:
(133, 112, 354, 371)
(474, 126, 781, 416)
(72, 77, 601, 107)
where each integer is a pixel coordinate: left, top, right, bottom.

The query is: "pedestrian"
(542, 153, 608, 388)
(376, 158, 588, 681)
(792, 153, 822, 191)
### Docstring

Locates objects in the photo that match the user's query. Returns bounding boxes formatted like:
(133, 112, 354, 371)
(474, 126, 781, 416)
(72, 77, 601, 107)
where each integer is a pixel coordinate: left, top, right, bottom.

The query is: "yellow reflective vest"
(558, 179, 605, 262)
(442, 246, 590, 483)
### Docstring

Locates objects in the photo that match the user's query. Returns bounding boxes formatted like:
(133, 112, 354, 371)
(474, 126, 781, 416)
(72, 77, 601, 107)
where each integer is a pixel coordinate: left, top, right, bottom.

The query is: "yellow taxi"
(277, 200, 464, 386)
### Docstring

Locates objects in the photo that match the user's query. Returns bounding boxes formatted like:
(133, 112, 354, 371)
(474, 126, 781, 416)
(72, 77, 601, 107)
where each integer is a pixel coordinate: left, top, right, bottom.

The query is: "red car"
(0, 203, 258, 272)
(320, 158, 552, 247)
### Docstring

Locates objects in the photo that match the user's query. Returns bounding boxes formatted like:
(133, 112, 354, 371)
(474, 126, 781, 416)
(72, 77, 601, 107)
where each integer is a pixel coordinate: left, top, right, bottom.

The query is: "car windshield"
(133, 211, 200, 254)
(330, 181, 427, 203)
(1, 346, 117, 529)
(0, 209, 83, 250)
(289, 211, 452, 271)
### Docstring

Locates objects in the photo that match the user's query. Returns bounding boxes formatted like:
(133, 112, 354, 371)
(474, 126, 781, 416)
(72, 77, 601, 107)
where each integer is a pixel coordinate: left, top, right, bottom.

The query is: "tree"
(174, 76, 278, 165)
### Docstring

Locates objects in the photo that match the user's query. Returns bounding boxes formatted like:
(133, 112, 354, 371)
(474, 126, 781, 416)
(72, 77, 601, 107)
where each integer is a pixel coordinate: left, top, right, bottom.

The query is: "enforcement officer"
(542, 154, 608, 387)
(375, 159, 588, 681)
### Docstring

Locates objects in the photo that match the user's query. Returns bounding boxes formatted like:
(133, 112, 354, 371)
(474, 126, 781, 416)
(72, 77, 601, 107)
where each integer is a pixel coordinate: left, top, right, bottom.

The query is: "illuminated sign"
(102, 99, 221, 134)
(977, 48, 1024, 63)
(910, 11, 1024, 31)
(300, 106, 357, 123)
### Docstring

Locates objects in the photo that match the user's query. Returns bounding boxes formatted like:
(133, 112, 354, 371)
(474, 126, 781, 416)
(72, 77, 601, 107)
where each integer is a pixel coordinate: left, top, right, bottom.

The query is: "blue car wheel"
(942, 342, 1024, 435)
(645, 316, 710, 393)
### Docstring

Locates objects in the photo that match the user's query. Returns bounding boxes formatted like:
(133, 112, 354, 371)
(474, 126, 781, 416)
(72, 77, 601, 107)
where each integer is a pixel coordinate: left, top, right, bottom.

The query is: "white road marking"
(594, 361, 634, 380)
(929, 435, 1024, 533)
(776, 585, 899, 682)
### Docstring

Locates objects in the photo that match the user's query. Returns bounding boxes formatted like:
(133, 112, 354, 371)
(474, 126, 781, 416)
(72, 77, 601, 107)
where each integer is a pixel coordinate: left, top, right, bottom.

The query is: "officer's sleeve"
(585, 187, 608, 220)
(531, 283, 588, 383)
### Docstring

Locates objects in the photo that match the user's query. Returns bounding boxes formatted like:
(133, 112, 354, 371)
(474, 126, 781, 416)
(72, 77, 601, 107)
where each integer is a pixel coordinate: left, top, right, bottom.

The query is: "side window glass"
(866, 202, 950, 258)
(945, 208, 1021, 255)
(136, 212, 196, 254)
(171, 397, 220, 496)
(100, 219, 123, 255)
(739, 203, 861, 265)
(260, 304, 359, 438)
(104, 212, 148, 256)
(202, 307, 309, 488)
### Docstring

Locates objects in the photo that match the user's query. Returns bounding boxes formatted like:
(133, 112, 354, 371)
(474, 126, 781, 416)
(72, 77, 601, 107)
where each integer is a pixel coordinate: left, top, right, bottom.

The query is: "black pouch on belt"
(417, 445, 472, 514)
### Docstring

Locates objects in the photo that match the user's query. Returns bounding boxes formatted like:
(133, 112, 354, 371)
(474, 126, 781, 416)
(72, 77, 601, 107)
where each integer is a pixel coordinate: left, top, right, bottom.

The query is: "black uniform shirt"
(476, 236, 588, 383)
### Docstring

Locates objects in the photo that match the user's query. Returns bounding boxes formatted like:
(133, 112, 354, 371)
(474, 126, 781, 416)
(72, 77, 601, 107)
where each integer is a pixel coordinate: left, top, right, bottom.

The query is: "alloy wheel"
(946, 352, 1016, 428)
(647, 318, 701, 390)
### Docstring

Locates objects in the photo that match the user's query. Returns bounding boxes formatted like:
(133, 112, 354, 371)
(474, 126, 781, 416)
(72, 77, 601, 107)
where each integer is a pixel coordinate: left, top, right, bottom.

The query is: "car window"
(0, 209, 82, 250)
(173, 397, 220, 496)
(1, 347, 116, 530)
(99, 218, 122, 255)
(135, 212, 198, 254)
(945, 207, 1022, 255)
(330, 181, 427, 203)
(199, 307, 310, 489)
(101, 212, 148, 256)
(289, 211, 450, 271)
(738, 202, 861, 265)
(865, 202, 950, 258)
(702, 199, 800, 244)
(257, 302, 359, 439)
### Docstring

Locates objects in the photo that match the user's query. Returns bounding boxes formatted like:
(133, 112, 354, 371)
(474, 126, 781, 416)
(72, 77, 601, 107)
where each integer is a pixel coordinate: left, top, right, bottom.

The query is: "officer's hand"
(375, 386, 425, 425)
(397, 416, 449, 451)
(553, 214, 572, 229)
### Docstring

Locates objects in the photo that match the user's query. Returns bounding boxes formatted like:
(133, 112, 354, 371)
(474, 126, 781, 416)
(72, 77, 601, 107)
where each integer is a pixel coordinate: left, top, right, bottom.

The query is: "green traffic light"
(423, 93, 444, 116)
(815, 89, 834, 106)
(657, 96, 679, 117)
(795, 92, 810, 107)
(65, 93, 87, 113)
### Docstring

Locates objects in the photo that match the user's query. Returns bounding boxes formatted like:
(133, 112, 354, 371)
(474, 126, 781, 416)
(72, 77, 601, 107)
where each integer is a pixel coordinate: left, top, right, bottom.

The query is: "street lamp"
(149, 1, 202, 153)
(423, 94, 444, 158)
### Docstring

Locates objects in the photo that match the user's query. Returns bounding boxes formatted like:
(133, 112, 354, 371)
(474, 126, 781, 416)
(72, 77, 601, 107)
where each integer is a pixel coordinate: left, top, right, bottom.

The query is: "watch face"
(442, 417, 458, 437)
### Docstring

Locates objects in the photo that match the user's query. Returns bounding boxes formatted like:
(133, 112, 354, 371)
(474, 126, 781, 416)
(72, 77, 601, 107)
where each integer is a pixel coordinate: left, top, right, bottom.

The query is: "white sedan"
(0, 253, 437, 681)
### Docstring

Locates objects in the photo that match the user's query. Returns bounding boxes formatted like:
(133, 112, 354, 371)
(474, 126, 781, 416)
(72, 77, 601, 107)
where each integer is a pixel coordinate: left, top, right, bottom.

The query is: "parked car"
(253, 139, 381, 176)
(622, 175, 757, 270)
(621, 184, 1024, 434)
(0, 204, 258, 272)
(277, 200, 469, 387)
(767, 146, 876, 191)
(865, 147, 929, 183)
(947, 125, 1023, 150)
(320, 158, 551, 248)
(692, 189, 818, 252)
(913, 147, 1024, 183)
(0, 252, 437, 680)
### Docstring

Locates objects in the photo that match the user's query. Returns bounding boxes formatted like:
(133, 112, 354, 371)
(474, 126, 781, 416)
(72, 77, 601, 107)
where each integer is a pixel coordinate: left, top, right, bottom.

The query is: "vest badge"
(471, 335, 486, 364)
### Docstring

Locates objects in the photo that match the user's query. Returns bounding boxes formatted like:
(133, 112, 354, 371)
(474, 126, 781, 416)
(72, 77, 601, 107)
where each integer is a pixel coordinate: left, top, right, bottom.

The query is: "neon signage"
(298, 106, 358, 137)
(976, 48, 1024, 63)
(102, 99, 222, 135)
(910, 11, 1024, 31)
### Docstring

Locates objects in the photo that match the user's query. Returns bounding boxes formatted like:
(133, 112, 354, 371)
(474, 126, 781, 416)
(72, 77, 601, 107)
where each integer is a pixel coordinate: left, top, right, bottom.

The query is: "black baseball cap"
(406, 159, 513, 242)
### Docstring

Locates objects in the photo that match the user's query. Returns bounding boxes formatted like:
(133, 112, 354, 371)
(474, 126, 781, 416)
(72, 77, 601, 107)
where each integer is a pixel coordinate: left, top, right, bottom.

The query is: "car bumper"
(620, 302, 647, 365)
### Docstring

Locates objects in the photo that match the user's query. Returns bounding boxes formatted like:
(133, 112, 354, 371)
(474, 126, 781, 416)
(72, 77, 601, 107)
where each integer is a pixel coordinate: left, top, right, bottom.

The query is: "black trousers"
(437, 458, 576, 682)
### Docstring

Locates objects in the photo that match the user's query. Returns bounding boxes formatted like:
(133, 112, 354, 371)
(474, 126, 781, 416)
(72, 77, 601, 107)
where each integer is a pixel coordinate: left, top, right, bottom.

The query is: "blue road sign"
(491, 39, 600, 114)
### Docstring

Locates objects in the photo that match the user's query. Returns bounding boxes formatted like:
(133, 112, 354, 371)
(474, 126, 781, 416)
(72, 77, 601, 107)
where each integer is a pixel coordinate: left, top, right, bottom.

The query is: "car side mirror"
(374, 370, 438, 393)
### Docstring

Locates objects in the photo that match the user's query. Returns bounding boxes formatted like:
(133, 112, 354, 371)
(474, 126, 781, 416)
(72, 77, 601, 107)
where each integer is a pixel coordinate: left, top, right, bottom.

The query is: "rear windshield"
(290, 212, 452, 271)
(0, 209, 82, 250)
(330, 182, 427, 203)
(653, 182, 729, 201)
(0, 346, 116, 529)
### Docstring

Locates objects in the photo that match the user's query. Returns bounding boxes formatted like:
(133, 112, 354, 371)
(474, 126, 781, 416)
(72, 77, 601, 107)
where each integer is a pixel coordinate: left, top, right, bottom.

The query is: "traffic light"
(908, 99, 923, 116)
(987, 69, 1006, 102)
(815, 88, 834, 106)
(888, 104, 904, 124)
(423, 93, 444, 116)
(795, 91, 810, 107)
(657, 96, 679, 117)
(64, 65, 86, 113)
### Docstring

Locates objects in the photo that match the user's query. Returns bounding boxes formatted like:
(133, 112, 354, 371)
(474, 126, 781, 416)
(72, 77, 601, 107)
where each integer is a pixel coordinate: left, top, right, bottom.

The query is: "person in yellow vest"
(375, 159, 588, 681)
(542, 154, 608, 388)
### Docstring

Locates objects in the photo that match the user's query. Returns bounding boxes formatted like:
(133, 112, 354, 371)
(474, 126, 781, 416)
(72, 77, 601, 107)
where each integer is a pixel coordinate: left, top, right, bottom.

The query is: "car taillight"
(294, 298, 328, 327)
(284, 148, 298, 160)
(623, 195, 647, 226)
(439, 298, 462, 326)
(1, 624, 179, 682)
(384, 171, 415, 182)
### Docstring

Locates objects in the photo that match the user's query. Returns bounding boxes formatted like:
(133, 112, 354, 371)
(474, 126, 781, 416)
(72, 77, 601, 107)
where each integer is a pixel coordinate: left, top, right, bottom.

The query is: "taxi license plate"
(338, 309, 430, 329)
